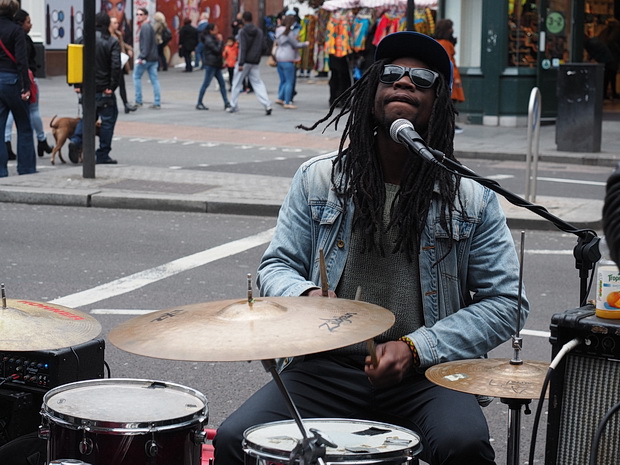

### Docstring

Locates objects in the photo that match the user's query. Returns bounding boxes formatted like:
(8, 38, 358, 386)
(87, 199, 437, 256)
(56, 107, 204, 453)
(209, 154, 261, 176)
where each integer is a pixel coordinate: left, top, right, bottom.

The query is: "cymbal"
(425, 358, 549, 399)
(0, 299, 102, 351)
(109, 297, 395, 362)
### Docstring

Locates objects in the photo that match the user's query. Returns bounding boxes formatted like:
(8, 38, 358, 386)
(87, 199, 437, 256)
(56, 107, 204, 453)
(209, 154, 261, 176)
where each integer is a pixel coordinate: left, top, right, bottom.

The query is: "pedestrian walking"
(0, 0, 36, 177)
(194, 12, 210, 69)
(433, 19, 465, 134)
(227, 11, 272, 115)
(222, 36, 238, 91)
(196, 24, 231, 111)
(133, 8, 161, 109)
(68, 11, 121, 165)
(4, 8, 52, 159)
(274, 14, 309, 109)
(178, 17, 198, 72)
(110, 15, 137, 114)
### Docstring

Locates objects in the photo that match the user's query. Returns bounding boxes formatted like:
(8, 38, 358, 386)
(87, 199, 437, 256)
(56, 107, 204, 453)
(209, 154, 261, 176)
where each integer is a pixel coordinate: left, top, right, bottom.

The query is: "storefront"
(307, 0, 618, 126)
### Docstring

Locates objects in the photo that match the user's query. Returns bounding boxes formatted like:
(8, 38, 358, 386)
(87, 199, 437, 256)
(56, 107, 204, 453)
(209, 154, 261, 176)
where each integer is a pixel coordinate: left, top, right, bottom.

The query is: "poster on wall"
(44, 0, 84, 50)
(101, 0, 134, 46)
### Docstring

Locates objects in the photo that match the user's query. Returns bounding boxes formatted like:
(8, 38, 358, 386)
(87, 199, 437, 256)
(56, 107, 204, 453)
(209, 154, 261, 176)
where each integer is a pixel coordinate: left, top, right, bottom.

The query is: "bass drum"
(41, 378, 208, 465)
(243, 418, 421, 464)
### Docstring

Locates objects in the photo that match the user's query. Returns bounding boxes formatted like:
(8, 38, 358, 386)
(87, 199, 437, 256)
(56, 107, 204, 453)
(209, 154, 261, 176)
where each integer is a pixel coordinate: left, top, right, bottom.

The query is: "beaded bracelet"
(399, 336, 420, 367)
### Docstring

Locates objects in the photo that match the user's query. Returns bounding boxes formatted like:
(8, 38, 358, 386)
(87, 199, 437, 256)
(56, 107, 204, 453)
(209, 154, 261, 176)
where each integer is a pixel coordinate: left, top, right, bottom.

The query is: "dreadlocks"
(297, 59, 461, 261)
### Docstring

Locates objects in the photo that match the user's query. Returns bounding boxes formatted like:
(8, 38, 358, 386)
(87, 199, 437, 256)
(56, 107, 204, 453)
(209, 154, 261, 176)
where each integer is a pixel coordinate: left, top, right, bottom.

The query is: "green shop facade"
(436, 0, 619, 126)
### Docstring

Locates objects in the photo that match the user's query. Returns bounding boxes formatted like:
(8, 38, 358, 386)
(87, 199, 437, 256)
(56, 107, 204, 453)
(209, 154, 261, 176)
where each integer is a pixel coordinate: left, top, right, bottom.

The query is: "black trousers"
(213, 355, 496, 465)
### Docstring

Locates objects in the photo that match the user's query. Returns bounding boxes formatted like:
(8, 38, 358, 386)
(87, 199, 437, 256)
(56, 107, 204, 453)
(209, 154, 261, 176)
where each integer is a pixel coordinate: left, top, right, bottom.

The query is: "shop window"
(508, 0, 539, 67)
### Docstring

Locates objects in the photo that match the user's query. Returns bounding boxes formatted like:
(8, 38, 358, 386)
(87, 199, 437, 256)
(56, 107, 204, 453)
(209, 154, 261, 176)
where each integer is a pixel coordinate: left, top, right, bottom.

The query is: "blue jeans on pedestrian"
(277, 61, 296, 104)
(70, 93, 118, 162)
(0, 71, 36, 177)
(133, 60, 160, 105)
(4, 78, 46, 143)
(197, 65, 230, 107)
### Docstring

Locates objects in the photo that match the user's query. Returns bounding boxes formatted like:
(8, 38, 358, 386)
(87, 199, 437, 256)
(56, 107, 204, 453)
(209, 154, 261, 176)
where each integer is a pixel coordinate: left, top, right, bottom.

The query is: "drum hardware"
(0, 284, 102, 351)
(78, 435, 93, 455)
(426, 232, 549, 465)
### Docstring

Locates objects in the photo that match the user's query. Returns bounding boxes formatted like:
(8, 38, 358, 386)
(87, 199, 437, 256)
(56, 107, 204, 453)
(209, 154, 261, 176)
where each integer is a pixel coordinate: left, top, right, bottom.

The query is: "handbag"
(0, 38, 37, 103)
(268, 41, 277, 67)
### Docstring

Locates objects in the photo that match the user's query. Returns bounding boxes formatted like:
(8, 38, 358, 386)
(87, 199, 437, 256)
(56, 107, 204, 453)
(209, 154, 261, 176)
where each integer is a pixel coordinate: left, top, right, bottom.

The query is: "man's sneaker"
(68, 142, 81, 164)
(455, 126, 464, 134)
(265, 107, 272, 116)
(96, 157, 118, 164)
(226, 106, 238, 113)
(150, 104, 161, 109)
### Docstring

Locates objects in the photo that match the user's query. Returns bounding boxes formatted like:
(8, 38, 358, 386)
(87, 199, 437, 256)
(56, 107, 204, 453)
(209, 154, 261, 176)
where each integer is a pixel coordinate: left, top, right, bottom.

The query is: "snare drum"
(40, 378, 208, 465)
(243, 418, 421, 465)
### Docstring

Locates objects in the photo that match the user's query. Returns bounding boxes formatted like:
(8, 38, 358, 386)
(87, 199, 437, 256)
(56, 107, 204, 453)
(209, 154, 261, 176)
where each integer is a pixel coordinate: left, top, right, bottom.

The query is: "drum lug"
(145, 439, 159, 457)
(79, 437, 94, 455)
(193, 429, 207, 444)
(38, 425, 50, 440)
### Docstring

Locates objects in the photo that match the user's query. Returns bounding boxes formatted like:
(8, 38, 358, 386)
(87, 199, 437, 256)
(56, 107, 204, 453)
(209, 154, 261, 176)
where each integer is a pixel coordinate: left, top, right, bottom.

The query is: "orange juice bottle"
(596, 237, 620, 319)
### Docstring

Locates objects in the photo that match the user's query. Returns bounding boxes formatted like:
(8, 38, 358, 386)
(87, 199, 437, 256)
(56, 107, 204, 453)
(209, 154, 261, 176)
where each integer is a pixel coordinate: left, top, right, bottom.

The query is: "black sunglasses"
(380, 65, 439, 89)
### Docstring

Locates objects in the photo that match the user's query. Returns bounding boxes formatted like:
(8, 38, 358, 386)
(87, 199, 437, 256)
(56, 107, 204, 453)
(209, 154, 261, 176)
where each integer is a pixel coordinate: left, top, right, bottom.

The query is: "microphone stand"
(427, 147, 600, 306)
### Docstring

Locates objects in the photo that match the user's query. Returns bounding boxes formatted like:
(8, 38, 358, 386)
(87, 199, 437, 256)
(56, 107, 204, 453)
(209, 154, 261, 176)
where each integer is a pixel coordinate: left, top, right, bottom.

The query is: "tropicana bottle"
(596, 236, 620, 319)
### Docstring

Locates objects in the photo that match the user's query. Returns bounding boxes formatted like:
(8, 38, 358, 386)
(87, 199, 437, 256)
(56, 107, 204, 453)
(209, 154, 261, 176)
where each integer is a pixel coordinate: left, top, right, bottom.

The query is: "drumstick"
(319, 249, 328, 297)
(354, 286, 378, 368)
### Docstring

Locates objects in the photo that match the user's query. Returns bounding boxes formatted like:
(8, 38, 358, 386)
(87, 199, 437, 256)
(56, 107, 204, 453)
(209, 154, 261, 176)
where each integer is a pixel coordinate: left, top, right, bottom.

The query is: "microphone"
(389, 119, 438, 164)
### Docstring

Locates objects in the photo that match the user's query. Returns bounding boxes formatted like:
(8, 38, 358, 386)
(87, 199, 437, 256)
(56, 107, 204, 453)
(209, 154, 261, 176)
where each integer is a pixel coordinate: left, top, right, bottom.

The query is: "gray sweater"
(274, 26, 307, 63)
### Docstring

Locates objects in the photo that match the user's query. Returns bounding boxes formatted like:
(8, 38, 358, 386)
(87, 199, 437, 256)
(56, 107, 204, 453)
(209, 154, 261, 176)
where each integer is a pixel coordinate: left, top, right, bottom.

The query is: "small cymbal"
(109, 297, 395, 362)
(0, 299, 102, 351)
(425, 358, 549, 399)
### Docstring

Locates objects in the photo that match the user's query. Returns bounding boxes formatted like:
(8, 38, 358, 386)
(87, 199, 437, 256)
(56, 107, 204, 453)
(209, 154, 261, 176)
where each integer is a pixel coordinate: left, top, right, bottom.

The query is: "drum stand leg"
(500, 397, 531, 465)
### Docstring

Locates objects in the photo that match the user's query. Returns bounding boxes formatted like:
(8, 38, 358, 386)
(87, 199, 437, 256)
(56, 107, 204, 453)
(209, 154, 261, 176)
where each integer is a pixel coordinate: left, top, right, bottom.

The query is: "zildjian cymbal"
(0, 299, 101, 351)
(108, 297, 395, 362)
(425, 358, 549, 399)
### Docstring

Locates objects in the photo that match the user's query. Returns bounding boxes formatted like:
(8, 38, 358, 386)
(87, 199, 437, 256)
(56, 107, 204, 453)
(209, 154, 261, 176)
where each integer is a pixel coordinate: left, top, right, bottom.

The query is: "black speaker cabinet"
(546, 305, 620, 465)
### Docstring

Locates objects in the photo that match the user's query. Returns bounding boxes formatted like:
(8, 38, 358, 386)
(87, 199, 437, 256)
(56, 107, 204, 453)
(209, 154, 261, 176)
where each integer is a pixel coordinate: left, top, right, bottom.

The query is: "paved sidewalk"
(1, 63, 618, 230)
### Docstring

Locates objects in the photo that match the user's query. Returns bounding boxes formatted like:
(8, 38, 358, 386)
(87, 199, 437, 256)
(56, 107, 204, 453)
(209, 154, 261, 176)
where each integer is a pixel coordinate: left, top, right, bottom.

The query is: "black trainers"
(265, 107, 272, 116)
(68, 142, 81, 164)
(96, 157, 118, 164)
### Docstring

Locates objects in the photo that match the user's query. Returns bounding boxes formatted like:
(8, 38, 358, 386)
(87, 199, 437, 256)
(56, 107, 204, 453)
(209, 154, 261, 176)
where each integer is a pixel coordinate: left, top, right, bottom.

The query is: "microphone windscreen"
(389, 119, 413, 143)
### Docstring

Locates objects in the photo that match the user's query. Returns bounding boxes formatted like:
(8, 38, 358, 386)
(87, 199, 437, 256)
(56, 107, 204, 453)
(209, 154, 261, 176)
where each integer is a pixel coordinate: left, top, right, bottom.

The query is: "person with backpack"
(153, 11, 171, 71)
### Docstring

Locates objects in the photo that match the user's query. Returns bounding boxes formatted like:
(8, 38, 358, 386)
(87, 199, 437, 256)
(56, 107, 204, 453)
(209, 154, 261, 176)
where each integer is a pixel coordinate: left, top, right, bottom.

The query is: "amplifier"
(545, 305, 620, 465)
(0, 338, 105, 394)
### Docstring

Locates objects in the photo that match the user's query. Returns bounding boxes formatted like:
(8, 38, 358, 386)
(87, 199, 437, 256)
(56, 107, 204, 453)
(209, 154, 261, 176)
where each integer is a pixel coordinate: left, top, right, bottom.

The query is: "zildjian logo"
(151, 309, 184, 322)
(318, 312, 358, 332)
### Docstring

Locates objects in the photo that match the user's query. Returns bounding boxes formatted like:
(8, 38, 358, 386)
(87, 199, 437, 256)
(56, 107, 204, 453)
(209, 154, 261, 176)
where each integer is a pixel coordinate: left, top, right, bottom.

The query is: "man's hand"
(303, 288, 337, 298)
(20, 91, 30, 101)
(238, 65, 244, 72)
(103, 89, 113, 96)
(364, 340, 413, 388)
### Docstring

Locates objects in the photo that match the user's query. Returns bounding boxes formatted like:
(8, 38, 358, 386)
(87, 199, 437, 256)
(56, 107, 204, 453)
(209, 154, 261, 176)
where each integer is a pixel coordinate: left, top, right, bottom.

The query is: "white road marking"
(537, 176, 606, 186)
(50, 228, 275, 309)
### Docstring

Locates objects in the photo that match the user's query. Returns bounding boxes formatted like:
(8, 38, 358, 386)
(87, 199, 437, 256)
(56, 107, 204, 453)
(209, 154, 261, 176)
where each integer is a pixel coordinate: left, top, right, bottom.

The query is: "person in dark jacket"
(3, 9, 52, 159)
(178, 17, 198, 72)
(0, 0, 36, 177)
(195, 23, 231, 110)
(226, 11, 272, 115)
(68, 11, 121, 164)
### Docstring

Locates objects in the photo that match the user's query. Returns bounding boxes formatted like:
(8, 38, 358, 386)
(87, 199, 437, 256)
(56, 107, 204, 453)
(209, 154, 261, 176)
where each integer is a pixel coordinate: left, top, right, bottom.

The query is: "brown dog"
(49, 115, 101, 165)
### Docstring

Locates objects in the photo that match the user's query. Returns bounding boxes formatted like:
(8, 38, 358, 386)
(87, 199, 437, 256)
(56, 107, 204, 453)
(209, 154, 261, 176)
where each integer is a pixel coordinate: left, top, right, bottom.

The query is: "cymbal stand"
(249, 276, 331, 465)
(261, 359, 332, 465)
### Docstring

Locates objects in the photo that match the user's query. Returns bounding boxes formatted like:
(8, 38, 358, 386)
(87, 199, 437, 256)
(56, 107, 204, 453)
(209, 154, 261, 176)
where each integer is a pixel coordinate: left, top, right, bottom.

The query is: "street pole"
(406, 0, 415, 31)
(82, 0, 96, 178)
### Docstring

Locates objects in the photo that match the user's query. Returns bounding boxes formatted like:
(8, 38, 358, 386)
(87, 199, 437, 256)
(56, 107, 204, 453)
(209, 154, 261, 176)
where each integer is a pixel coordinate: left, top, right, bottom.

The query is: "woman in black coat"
(178, 18, 198, 72)
(0, 0, 36, 176)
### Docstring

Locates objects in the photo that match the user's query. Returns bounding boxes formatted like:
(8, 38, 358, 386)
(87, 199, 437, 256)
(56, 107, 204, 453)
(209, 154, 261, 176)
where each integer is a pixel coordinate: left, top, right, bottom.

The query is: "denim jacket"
(257, 152, 529, 369)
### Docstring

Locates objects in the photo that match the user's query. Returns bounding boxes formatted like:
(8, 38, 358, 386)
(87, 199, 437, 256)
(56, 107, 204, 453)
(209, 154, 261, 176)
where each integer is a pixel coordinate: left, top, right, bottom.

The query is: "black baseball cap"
(375, 31, 453, 89)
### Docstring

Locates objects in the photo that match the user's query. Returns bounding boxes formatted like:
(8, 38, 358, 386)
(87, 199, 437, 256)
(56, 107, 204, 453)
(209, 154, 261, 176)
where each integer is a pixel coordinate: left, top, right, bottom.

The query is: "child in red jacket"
(222, 36, 239, 92)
